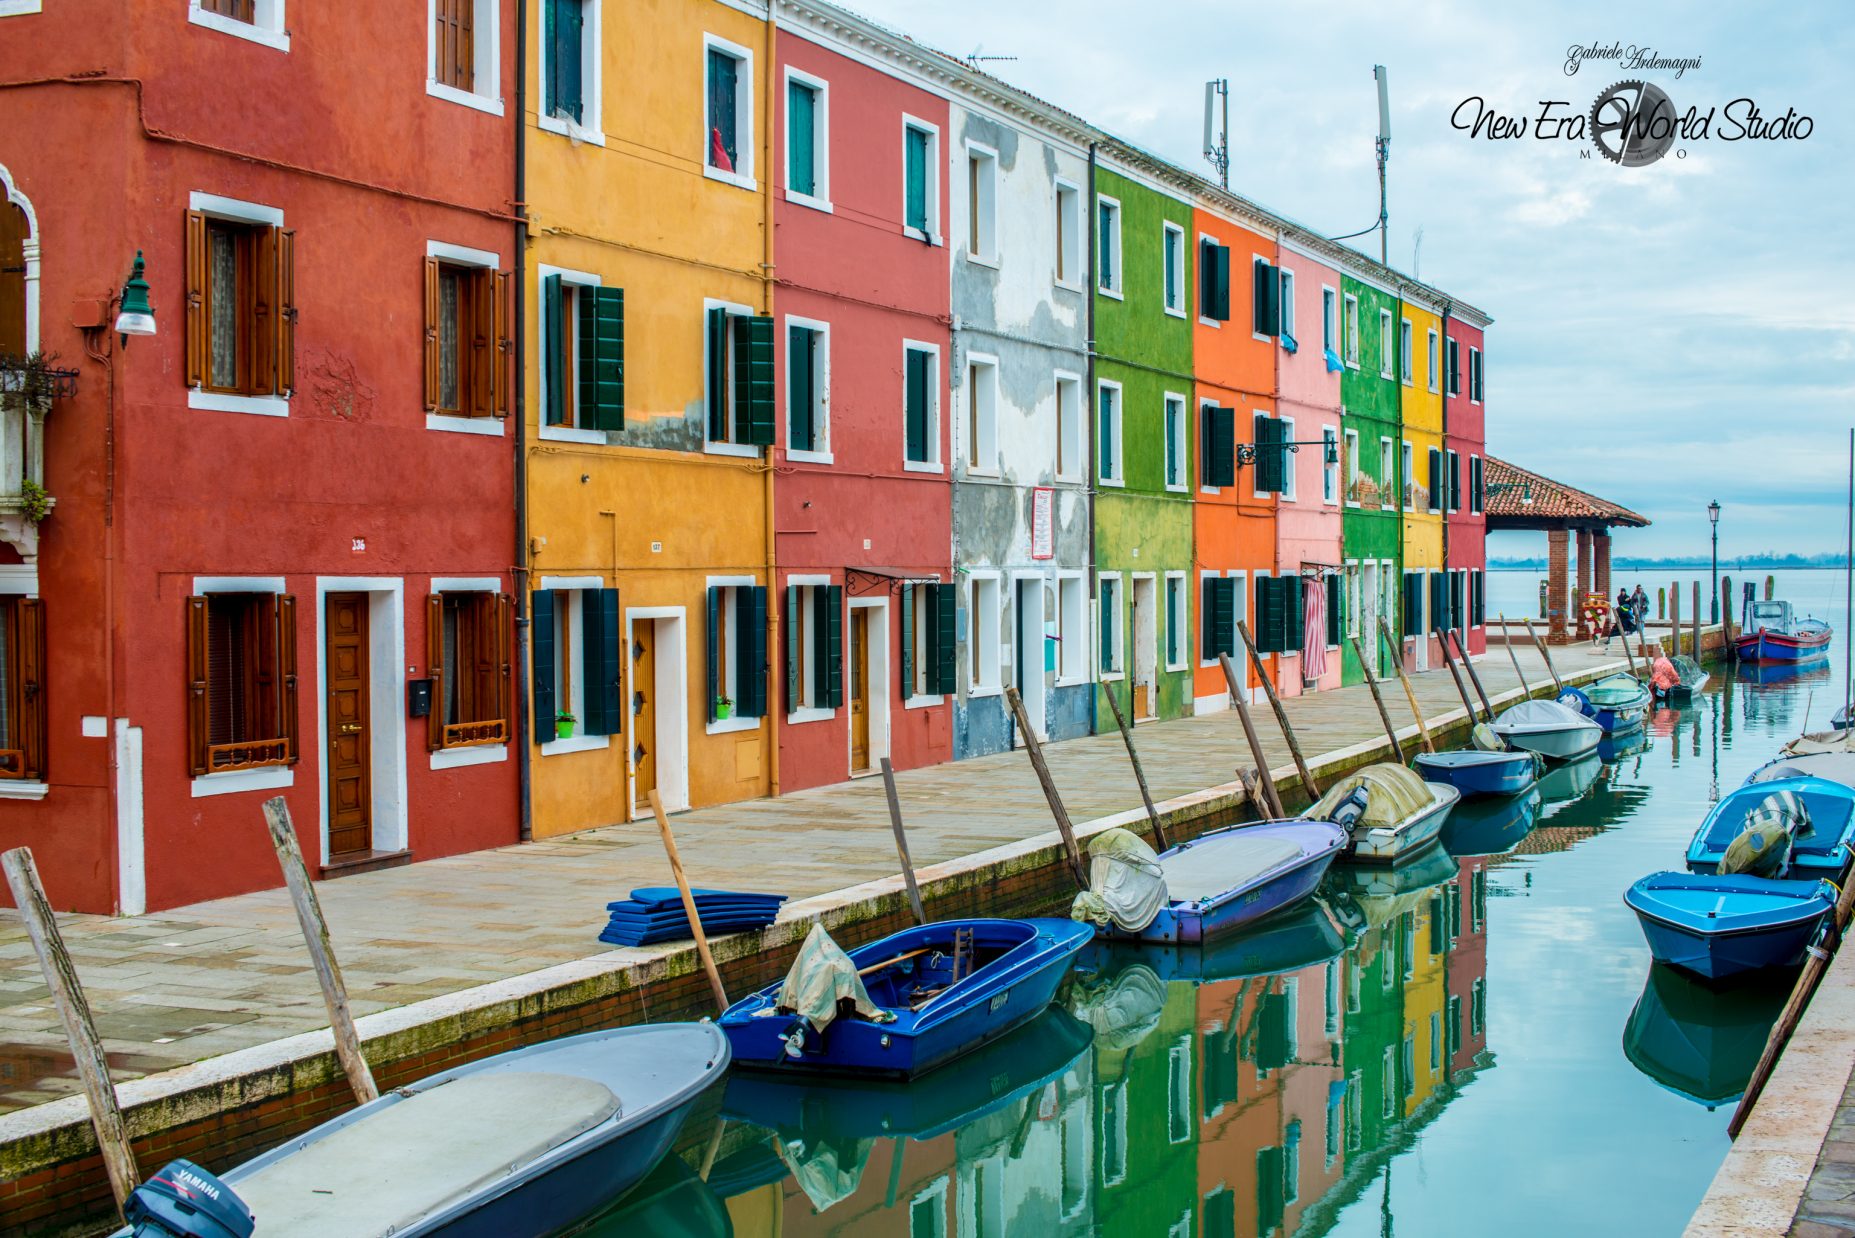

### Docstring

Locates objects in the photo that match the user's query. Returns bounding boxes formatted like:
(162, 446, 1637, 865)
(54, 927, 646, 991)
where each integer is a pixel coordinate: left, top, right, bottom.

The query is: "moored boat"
(1684, 775, 1855, 879)
(1561, 673, 1652, 732)
(1306, 762, 1459, 864)
(1490, 698, 1602, 761)
(1750, 730, 1855, 791)
(1655, 654, 1710, 705)
(1413, 749, 1539, 797)
(1625, 871, 1835, 980)
(1734, 598, 1833, 663)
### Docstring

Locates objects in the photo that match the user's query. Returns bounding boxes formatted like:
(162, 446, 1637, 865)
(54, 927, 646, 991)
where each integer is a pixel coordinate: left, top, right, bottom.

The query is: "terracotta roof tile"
(1483, 456, 1650, 527)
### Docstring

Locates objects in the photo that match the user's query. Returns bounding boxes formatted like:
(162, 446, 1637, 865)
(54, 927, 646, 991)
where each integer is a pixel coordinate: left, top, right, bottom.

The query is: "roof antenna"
(1375, 64, 1392, 264)
(1204, 79, 1230, 189)
(964, 43, 1018, 67)
(1412, 226, 1423, 279)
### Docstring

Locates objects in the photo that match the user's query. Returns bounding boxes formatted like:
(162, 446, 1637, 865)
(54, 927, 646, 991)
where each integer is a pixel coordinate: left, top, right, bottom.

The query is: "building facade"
(1338, 273, 1405, 686)
(1446, 312, 1490, 655)
(1401, 297, 1446, 668)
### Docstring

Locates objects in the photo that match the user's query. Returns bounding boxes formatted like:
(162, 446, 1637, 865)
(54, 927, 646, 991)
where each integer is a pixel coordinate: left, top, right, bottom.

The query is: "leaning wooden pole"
(1005, 686, 1088, 889)
(879, 758, 927, 926)
(1236, 620, 1321, 803)
(648, 789, 730, 1014)
(1524, 618, 1564, 693)
(1378, 618, 1435, 753)
(1348, 635, 1406, 761)
(1692, 580, 1702, 659)
(1, 848, 141, 1215)
(1219, 653, 1288, 817)
(1496, 614, 1532, 697)
(1450, 628, 1495, 719)
(260, 796, 379, 1106)
(1434, 628, 1481, 722)
(1103, 683, 1168, 851)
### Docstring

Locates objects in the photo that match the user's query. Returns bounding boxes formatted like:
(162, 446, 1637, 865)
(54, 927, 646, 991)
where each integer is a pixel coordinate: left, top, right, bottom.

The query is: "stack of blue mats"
(597, 887, 787, 947)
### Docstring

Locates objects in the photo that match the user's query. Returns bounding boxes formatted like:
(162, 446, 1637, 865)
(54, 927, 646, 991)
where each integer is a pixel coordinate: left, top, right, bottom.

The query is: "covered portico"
(1483, 457, 1650, 645)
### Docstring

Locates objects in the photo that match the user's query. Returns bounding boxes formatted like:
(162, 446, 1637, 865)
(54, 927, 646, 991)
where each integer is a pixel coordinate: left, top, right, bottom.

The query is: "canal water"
(577, 636, 1852, 1236)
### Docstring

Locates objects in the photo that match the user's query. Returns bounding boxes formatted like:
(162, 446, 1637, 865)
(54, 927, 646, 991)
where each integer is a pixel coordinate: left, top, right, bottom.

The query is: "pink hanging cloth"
(1302, 576, 1328, 681)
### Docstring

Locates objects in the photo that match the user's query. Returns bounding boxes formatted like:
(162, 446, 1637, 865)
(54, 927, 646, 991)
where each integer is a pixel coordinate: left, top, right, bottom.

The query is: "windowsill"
(1381, 371, 1394, 381)
(704, 165, 758, 192)
(1165, 483, 1189, 494)
(968, 683, 1003, 699)
(1099, 476, 1125, 488)
(1055, 675, 1088, 689)
(189, 389, 289, 417)
(1199, 316, 1224, 329)
(965, 465, 1000, 479)
(1429, 385, 1439, 394)
(784, 190, 833, 213)
(540, 424, 607, 445)
(432, 743, 508, 770)
(1346, 501, 1362, 509)
(1054, 278, 1083, 294)
(706, 714, 760, 735)
(1164, 306, 1187, 320)
(537, 113, 607, 147)
(903, 693, 944, 710)
(902, 227, 942, 246)
(705, 441, 761, 458)
(786, 448, 833, 465)
(426, 80, 505, 117)
(786, 706, 836, 725)
(1098, 286, 1124, 301)
(188, 7, 289, 51)
(0, 0, 43, 14)
(1347, 361, 1360, 370)
(1253, 333, 1275, 344)
(1054, 472, 1082, 485)
(1099, 671, 1125, 683)
(902, 460, 944, 474)
(0, 780, 48, 800)
(541, 733, 611, 757)
(965, 252, 1000, 270)
(427, 413, 506, 437)
(1164, 661, 1188, 674)
(191, 764, 293, 799)
(1325, 498, 1341, 507)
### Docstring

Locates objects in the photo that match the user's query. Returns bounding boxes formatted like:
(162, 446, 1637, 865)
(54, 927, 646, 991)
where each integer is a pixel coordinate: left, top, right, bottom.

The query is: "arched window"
(0, 163, 38, 358)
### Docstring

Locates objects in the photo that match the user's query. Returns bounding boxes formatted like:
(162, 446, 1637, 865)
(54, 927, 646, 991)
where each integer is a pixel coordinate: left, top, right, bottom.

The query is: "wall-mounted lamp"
(113, 251, 156, 346)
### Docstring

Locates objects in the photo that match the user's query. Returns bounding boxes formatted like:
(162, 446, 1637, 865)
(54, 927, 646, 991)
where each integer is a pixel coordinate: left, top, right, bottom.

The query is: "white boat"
(1491, 698, 1602, 761)
(1307, 763, 1461, 865)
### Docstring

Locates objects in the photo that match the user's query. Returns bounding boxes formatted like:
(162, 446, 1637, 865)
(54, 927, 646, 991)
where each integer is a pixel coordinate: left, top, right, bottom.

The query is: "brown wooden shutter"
(426, 593, 446, 749)
(423, 257, 441, 413)
(277, 594, 299, 764)
(469, 269, 496, 418)
(276, 228, 297, 396)
(185, 210, 207, 389)
(252, 592, 279, 741)
(496, 592, 514, 736)
(186, 596, 210, 775)
(252, 226, 278, 396)
(492, 271, 511, 418)
(18, 598, 44, 781)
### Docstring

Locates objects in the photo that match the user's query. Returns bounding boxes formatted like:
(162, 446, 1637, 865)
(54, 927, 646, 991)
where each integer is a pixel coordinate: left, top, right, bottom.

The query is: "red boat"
(1734, 599, 1833, 663)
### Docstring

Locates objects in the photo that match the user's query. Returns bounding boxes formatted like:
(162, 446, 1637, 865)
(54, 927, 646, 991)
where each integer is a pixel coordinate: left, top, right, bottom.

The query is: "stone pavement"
(0, 638, 1633, 1115)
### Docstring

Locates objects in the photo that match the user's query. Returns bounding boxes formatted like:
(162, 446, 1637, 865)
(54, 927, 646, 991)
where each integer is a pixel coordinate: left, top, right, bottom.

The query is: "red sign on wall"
(1031, 487, 1054, 560)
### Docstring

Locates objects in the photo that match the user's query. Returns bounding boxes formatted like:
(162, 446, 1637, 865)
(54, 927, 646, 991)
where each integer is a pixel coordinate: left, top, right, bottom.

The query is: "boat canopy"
(1069, 962, 1165, 1051)
(778, 923, 890, 1037)
(1309, 762, 1433, 828)
(1496, 698, 1594, 733)
(1071, 828, 1167, 932)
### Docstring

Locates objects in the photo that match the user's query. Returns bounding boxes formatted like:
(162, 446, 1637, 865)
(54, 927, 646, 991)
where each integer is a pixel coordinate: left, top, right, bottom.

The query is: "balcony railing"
(0, 355, 72, 559)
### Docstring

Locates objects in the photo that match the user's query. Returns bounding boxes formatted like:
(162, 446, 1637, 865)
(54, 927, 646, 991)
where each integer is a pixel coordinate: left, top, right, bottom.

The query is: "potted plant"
(555, 710, 576, 740)
(714, 696, 733, 720)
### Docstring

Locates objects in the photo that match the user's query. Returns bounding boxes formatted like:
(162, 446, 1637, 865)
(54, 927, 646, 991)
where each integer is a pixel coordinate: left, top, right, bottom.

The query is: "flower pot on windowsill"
(714, 699, 733, 720)
(555, 715, 576, 740)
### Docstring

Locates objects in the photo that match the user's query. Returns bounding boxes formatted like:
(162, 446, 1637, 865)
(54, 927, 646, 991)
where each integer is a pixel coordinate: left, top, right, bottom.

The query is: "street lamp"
(1708, 500, 1722, 623)
(113, 251, 156, 346)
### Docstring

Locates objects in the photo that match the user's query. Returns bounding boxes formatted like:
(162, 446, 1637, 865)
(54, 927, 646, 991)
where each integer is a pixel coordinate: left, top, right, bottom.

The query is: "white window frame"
(427, 0, 504, 116)
(1399, 318, 1413, 386)
(782, 67, 831, 212)
(1279, 414, 1298, 502)
(1251, 254, 1273, 343)
(1097, 572, 1124, 681)
(1379, 308, 1394, 379)
(1096, 378, 1124, 487)
(705, 574, 760, 735)
(538, 575, 612, 756)
(1163, 392, 1188, 493)
(1343, 428, 1361, 508)
(702, 33, 756, 191)
(1054, 369, 1083, 483)
(963, 139, 999, 267)
(703, 295, 760, 457)
(1427, 328, 1439, 393)
(188, 191, 291, 419)
(964, 352, 1000, 476)
(537, 262, 605, 445)
(1161, 221, 1186, 318)
(1344, 293, 1360, 368)
(1199, 569, 1249, 670)
(967, 571, 1003, 697)
(901, 339, 943, 473)
(1401, 440, 1414, 511)
(1055, 571, 1087, 686)
(1322, 285, 1337, 356)
(1379, 437, 1396, 512)
(900, 114, 941, 244)
(1446, 449, 1460, 512)
(538, 0, 603, 144)
(1163, 571, 1189, 672)
(1096, 194, 1123, 298)
(1322, 426, 1339, 505)
(189, 575, 297, 798)
(784, 314, 831, 463)
(1054, 179, 1083, 291)
(786, 573, 837, 724)
(905, 579, 946, 709)
(1278, 266, 1296, 344)
(189, 0, 288, 51)
(1344, 559, 1361, 640)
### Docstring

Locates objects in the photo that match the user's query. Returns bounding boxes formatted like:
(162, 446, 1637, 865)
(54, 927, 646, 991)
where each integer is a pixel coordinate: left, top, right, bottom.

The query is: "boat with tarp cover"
(1560, 673, 1652, 733)
(1305, 762, 1459, 863)
(1749, 728, 1855, 792)
(1684, 775, 1855, 878)
(1491, 698, 1602, 761)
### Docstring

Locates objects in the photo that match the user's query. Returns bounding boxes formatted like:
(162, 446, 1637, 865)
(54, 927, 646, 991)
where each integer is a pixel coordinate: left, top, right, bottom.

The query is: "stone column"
(1594, 531, 1612, 598)
(1574, 529, 1594, 640)
(1547, 529, 1571, 644)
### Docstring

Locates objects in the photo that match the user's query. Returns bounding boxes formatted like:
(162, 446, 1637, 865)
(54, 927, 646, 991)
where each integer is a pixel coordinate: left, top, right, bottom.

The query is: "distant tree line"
(1489, 552, 1850, 571)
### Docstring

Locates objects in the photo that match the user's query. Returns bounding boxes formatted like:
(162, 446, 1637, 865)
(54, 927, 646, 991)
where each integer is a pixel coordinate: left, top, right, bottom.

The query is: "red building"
(1444, 312, 1489, 656)
(1447, 855, 1490, 1075)
(0, 2, 520, 912)
(771, 16, 953, 791)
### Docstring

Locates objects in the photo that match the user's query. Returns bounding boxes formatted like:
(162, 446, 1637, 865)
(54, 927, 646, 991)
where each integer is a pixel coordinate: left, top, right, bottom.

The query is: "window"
(1162, 222, 1185, 315)
(1201, 402, 1234, 489)
(1343, 293, 1360, 367)
(1402, 571, 1426, 638)
(1278, 415, 1297, 500)
(1099, 1079, 1129, 1187)
(1427, 329, 1439, 392)
(966, 354, 998, 473)
(1470, 454, 1484, 513)
(1379, 309, 1394, 378)
(531, 584, 620, 745)
(1427, 446, 1442, 513)
(706, 303, 775, 450)
(965, 142, 998, 264)
(1399, 318, 1413, 385)
(427, 591, 513, 750)
(1470, 346, 1484, 402)
(1447, 449, 1461, 511)
(1343, 428, 1363, 505)
(190, 0, 288, 50)
(783, 582, 843, 716)
(1252, 413, 1286, 496)
(1054, 371, 1082, 480)
(1163, 393, 1187, 490)
(1472, 570, 1486, 627)
(1164, 574, 1187, 670)
(1056, 575, 1086, 684)
(1098, 575, 1122, 676)
(706, 582, 768, 724)
(1202, 575, 1236, 662)
(785, 70, 828, 208)
(185, 203, 295, 407)
(1322, 426, 1339, 503)
(1253, 574, 1304, 655)
(903, 342, 940, 468)
(1252, 257, 1280, 336)
(1346, 564, 1361, 639)
(1054, 181, 1081, 287)
(540, 270, 623, 435)
(0, 597, 45, 782)
(1402, 440, 1415, 509)
(705, 38, 754, 187)
(968, 575, 1001, 693)
(1096, 380, 1122, 483)
(424, 247, 510, 422)
(202, 0, 253, 21)
(1447, 337, 1461, 395)
(1199, 236, 1231, 321)
(1322, 286, 1336, 356)
(1096, 196, 1122, 295)
(1278, 268, 1296, 349)
(430, 0, 500, 111)
(542, 0, 600, 139)
(186, 591, 299, 774)
(1379, 438, 1395, 510)
(902, 117, 939, 240)
(786, 318, 828, 458)
(911, 1179, 949, 1238)
(1167, 1038, 1192, 1143)
(902, 581, 955, 700)
(1325, 571, 1343, 649)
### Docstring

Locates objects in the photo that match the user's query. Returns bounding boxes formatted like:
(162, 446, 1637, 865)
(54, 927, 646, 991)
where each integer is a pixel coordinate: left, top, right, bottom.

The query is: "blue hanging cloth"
(1323, 347, 1344, 373)
(1280, 331, 1298, 354)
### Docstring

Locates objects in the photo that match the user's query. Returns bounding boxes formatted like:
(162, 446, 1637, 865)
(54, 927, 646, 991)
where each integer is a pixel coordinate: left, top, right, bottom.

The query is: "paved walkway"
(0, 638, 1633, 1114)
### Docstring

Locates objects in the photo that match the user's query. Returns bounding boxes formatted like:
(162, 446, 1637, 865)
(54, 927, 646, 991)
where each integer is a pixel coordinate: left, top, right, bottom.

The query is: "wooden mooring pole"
(1348, 635, 1406, 762)
(1669, 586, 1681, 658)
(878, 758, 927, 926)
(1005, 686, 1088, 889)
(1451, 628, 1495, 719)
(1524, 619, 1564, 693)
(1, 848, 141, 1216)
(1434, 629, 1481, 722)
(1692, 580, 1702, 658)
(1103, 682, 1169, 851)
(1378, 618, 1435, 753)
(1218, 653, 1288, 817)
(1236, 620, 1321, 803)
(1497, 614, 1532, 697)
(648, 789, 731, 1015)
(260, 797, 379, 1106)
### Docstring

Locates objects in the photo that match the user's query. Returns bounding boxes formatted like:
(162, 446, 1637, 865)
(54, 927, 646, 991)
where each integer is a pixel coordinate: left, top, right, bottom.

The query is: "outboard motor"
(1327, 786, 1371, 834)
(124, 1160, 254, 1238)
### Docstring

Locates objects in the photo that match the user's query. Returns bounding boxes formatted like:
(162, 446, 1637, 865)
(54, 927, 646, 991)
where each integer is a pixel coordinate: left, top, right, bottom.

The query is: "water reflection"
(1623, 965, 1793, 1111)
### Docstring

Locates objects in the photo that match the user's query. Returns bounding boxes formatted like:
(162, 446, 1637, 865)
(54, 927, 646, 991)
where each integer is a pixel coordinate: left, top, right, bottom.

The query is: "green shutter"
(545, 0, 584, 123)
(1205, 576, 1234, 660)
(1164, 228, 1178, 308)
(1203, 1186, 1236, 1238)
(542, 275, 567, 426)
(706, 586, 721, 720)
(1097, 201, 1114, 290)
(1253, 259, 1280, 336)
(901, 583, 915, 700)
(788, 81, 816, 198)
(904, 348, 930, 463)
(1326, 577, 1342, 648)
(736, 585, 768, 717)
(1201, 240, 1231, 321)
(1205, 405, 1235, 487)
(788, 324, 814, 451)
(784, 583, 801, 714)
(1450, 451, 1462, 510)
(1254, 576, 1277, 654)
(1256, 1146, 1286, 1235)
(1473, 571, 1485, 626)
(1427, 447, 1442, 511)
(904, 126, 928, 233)
(580, 286, 625, 431)
(1285, 574, 1305, 654)
(531, 590, 556, 742)
(1403, 573, 1424, 638)
(583, 587, 621, 734)
(1097, 385, 1115, 481)
(822, 585, 844, 708)
(1255, 414, 1285, 493)
(1165, 400, 1180, 485)
(706, 308, 729, 440)
(1100, 584, 1115, 672)
(733, 314, 776, 445)
(931, 582, 956, 695)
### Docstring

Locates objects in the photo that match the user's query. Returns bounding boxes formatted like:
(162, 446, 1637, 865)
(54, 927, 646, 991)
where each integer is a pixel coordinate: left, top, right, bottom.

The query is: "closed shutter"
(494, 594, 515, 735)
(788, 82, 816, 197)
(1203, 577, 1231, 660)
(1253, 259, 1280, 336)
(1450, 452, 1461, 511)
(252, 226, 278, 396)
(904, 349, 930, 463)
(1201, 240, 1231, 321)
(16, 599, 44, 781)
(1471, 457, 1483, 513)
(1204, 405, 1235, 487)
(422, 257, 442, 412)
(931, 582, 956, 695)
(277, 594, 299, 763)
(784, 584, 803, 713)
(1430, 572, 1446, 635)
(1448, 339, 1460, 395)
(1326, 576, 1343, 648)
(1472, 351, 1483, 401)
(276, 228, 296, 397)
(1473, 571, 1485, 626)
(425, 594, 446, 749)
(542, 275, 566, 426)
(788, 324, 814, 451)
(1427, 448, 1441, 511)
(186, 596, 209, 774)
(1255, 415, 1286, 493)
(904, 127, 929, 232)
(469, 267, 496, 417)
(733, 315, 775, 445)
(737, 585, 768, 717)
(184, 210, 207, 388)
(1285, 575, 1305, 653)
(706, 308, 730, 440)
(581, 287, 625, 431)
(547, 0, 584, 122)
(1255, 576, 1282, 654)
(491, 272, 511, 417)
(706, 587, 721, 720)
(531, 590, 556, 741)
(1256, 1145, 1285, 1234)
(583, 588, 621, 734)
(901, 583, 915, 700)
(822, 585, 844, 708)
(1402, 574, 1423, 638)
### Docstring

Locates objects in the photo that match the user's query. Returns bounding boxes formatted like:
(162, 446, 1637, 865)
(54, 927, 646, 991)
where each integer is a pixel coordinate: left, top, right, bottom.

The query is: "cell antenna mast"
(1204, 79, 1230, 189)
(1374, 64, 1391, 264)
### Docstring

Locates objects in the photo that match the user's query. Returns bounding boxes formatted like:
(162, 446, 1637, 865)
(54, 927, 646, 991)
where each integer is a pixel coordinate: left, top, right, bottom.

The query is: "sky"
(845, 0, 1855, 562)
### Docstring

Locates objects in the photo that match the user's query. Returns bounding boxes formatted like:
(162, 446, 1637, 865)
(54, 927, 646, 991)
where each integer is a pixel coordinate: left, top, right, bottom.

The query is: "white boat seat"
(233, 1071, 619, 1237)
(1159, 837, 1301, 902)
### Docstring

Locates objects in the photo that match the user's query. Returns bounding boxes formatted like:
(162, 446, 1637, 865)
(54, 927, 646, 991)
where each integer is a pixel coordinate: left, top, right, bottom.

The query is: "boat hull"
(1344, 787, 1459, 865)
(1626, 874, 1833, 981)
(1101, 821, 1348, 945)
(1496, 723, 1601, 761)
(1413, 750, 1537, 797)
(1736, 629, 1833, 663)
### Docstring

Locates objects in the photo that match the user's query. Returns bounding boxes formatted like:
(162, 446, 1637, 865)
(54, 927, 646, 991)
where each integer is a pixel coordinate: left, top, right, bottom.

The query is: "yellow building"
(522, 0, 776, 837)
(1400, 298, 1446, 652)
(1403, 893, 1451, 1116)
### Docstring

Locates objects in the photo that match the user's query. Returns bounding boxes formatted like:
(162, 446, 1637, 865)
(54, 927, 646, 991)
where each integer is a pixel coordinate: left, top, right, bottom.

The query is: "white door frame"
(848, 596, 891, 772)
(1130, 572, 1158, 718)
(1012, 570, 1048, 742)
(625, 607, 689, 818)
(313, 578, 409, 864)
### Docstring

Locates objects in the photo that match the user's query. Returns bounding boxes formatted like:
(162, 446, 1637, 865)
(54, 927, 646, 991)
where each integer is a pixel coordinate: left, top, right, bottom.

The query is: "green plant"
(11, 351, 66, 404)
(17, 478, 50, 523)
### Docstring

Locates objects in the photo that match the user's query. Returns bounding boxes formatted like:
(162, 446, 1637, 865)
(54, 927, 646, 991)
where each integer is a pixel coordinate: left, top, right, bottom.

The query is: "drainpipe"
(1439, 297, 1452, 605)
(762, 5, 780, 798)
(1085, 141, 1099, 735)
(513, 0, 533, 842)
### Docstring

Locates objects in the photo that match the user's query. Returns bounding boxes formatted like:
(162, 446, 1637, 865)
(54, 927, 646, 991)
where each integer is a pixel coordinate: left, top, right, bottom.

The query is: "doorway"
(631, 620, 659, 810)
(849, 608, 872, 773)
(325, 593, 372, 857)
(1131, 575, 1158, 720)
(1014, 576, 1048, 743)
(626, 608, 689, 817)
(847, 597, 890, 775)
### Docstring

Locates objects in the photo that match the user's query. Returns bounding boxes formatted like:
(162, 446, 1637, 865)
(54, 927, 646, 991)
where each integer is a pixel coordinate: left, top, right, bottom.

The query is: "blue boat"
(1685, 775, 1855, 878)
(1559, 674, 1651, 733)
(1080, 897, 1347, 985)
(1441, 786, 1542, 857)
(1735, 598, 1833, 663)
(1625, 871, 1836, 980)
(1413, 749, 1539, 797)
(718, 918, 1092, 1079)
(1623, 964, 1792, 1110)
(1095, 819, 1348, 944)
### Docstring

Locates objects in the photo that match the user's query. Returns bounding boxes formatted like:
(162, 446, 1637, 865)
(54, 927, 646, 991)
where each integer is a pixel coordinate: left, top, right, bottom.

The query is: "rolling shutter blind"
(736, 586, 768, 717)
(788, 82, 816, 197)
(542, 275, 565, 426)
(531, 589, 556, 741)
(821, 585, 844, 708)
(706, 587, 721, 720)
(1427, 448, 1442, 512)
(1203, 405, 1235, 487)
(580, 287, 625, 431)
(706, 308, 730, 440)
(583, 587, 621, 734)
(931, 583, 957, 695)
(734, 314, 776, 445)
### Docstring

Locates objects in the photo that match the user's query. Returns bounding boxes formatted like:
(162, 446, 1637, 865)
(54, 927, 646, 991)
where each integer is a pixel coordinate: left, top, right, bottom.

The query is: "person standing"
(1632, 583, 1650, 626)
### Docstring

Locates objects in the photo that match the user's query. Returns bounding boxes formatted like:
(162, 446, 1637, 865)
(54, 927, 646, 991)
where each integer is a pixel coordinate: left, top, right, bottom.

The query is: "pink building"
(1445, 312, 1490, 655)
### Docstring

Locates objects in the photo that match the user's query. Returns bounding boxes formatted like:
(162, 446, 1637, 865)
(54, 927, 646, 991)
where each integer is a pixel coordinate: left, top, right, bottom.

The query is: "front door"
(1131, 576, 1157, 719)
(849, 609, 872, 772)
(632, 621, 657, 809)
(325, 593, 372, 857)
(1015, 580, 1047, 743)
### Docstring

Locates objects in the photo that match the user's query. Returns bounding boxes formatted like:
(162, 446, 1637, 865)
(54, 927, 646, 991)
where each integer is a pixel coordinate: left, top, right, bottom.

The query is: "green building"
(1339, 273, 1406, 685)
(1088, 966, 1202, 1235)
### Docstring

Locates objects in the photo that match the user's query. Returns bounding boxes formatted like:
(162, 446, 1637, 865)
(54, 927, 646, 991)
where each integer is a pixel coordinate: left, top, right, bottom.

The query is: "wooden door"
(849, 609, 871, 772)
(325, 593, 372, 857)
(631, 620, 657, 808)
